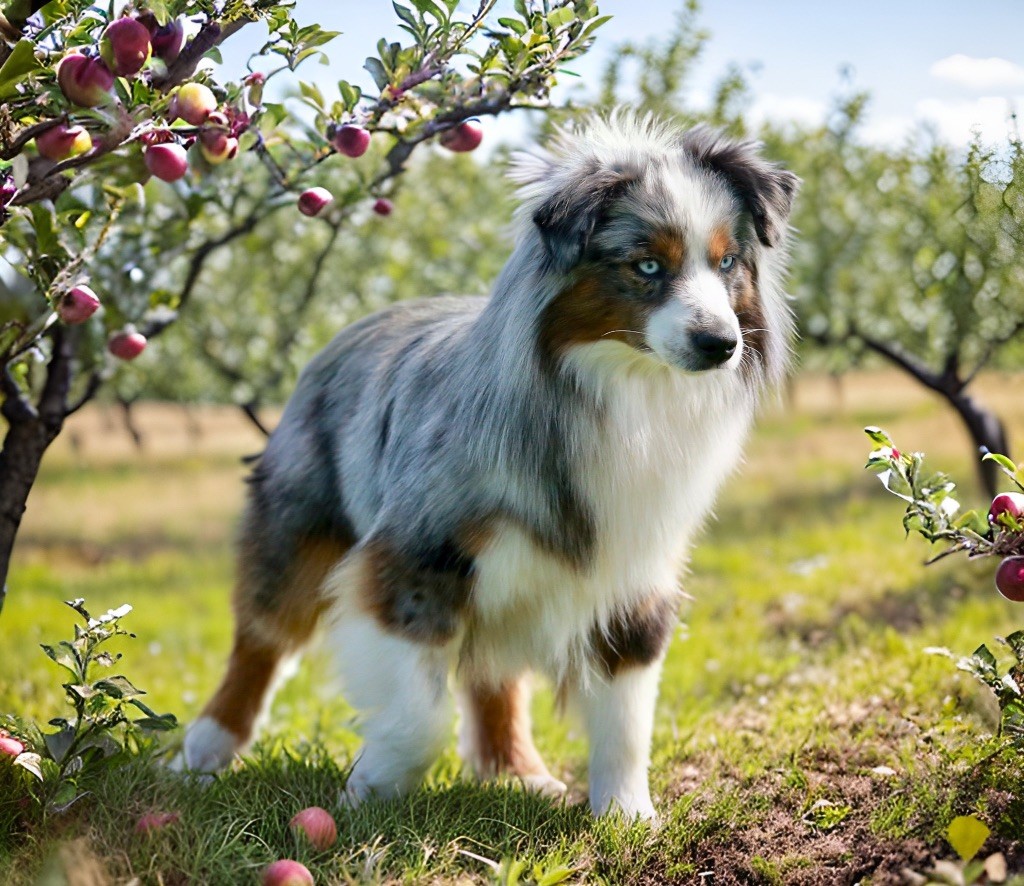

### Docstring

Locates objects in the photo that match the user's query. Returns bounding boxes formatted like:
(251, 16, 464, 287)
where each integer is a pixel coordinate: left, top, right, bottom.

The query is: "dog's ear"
(532, 164, 638, 273)
(681, 127, 799, 248)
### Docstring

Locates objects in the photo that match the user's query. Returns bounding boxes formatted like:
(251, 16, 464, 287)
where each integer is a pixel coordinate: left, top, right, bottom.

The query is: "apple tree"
(0, 0, 610, 611)
(776, 96, 1024, 496)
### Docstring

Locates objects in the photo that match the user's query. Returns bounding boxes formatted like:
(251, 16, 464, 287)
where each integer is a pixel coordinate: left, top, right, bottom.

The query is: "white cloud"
(929, 54, 1024, 92)
(915, 95, 1021, 144)
(746, 94, 828, 129)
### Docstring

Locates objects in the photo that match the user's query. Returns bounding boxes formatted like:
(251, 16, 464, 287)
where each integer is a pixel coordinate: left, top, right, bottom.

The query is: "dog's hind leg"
(457, 676, 567, 798)
(182, 532, 348, 772)
(325, 549, 456, 803)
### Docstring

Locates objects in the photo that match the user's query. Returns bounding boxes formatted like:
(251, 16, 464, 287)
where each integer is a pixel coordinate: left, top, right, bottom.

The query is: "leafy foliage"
(864, 426, 1024, 562)
(2, 598, 175, 814)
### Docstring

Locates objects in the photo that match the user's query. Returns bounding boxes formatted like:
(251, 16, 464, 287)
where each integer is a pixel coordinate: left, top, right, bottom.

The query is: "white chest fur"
(464, 343, 755, 687)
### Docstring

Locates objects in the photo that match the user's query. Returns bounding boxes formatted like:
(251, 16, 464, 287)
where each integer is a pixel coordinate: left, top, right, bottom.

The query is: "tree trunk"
(949, 390, 1010, 499)
(0, 415, 63, 613)
(0, 326, 76, 615)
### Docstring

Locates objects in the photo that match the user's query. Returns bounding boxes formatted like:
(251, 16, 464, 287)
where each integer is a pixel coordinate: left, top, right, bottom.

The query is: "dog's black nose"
(691, 329, 738, 366)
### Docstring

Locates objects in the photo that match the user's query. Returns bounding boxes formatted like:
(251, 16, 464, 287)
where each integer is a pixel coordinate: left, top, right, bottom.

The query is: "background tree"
(776, 97, 1024, 496)
(0, 0, 608, 610)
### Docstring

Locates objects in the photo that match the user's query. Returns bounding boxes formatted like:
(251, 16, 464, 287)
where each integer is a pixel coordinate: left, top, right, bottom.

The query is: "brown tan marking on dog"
(537, 273, 646, 357)
(708, 226, 738, 267)
(649, 227, 687, 271)
(359, 524, 491, 643)
(462, 677, 555, 781)
(590, 593, 678, 678)
(200, 534, 350, 744)
(731, 261, 767, 376)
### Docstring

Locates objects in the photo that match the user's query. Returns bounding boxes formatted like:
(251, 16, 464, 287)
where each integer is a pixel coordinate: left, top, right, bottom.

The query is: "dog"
(182, 113, 798, 819)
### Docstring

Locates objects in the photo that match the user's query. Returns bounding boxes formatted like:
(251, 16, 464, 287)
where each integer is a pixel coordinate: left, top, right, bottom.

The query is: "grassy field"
(1, 371, 1023, 884)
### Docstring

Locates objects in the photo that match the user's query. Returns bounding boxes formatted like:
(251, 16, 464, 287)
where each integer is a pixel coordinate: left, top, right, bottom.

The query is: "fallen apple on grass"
(262, 859, 314, 886)
(289, 806, 337, 851)
(0, 735, 24, 757)
(135, 811, 180, 834)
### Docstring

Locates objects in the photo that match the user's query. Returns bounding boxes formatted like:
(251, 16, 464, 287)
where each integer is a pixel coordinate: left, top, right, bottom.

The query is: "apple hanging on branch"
(864, 427, 1024, 601)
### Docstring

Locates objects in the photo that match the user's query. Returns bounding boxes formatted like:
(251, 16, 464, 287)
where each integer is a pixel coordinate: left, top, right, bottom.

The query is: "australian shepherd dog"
(182, 114, 798, 819)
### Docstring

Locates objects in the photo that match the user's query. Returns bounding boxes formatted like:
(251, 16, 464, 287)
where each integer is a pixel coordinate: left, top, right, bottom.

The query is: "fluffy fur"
(183, 113, 798, 819)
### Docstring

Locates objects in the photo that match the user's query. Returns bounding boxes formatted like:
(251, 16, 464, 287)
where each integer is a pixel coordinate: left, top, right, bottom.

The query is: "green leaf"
(864, 426, 894, 447)
(338, 79, 361, 110)
(363, 57, 390, 91)
(299, 80, 324, 107)
(498, 16, 527, 35)
(40, 641, 80, 678)
(546, 7, 575, 28)
(580, 14, 613, 39)
(947, 814, 990, 862)
(93, 675, 144, 700)
(43, 726, 77, 764)
(408, 0, 446, 21)
(982, 452, 1018, 473)
(0, 39, 41, 100)
(393, 2, 419, 30)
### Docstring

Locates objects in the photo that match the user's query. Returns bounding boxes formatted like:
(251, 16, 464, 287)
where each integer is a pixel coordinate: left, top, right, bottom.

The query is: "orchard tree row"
(0, 0, 611, 607)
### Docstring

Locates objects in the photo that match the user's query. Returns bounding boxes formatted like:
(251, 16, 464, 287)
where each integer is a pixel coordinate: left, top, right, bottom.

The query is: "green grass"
(1, 373, 1023, 884)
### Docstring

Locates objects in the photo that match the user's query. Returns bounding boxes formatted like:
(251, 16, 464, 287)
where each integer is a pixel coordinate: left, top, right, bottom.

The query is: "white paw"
(521, 773, 568, 799)
(181, 716, 238, 772)
(590, 785, 657, 822)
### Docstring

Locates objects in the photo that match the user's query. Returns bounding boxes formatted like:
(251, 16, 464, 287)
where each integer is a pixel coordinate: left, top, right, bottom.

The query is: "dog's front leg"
(579, 657, 664, 820)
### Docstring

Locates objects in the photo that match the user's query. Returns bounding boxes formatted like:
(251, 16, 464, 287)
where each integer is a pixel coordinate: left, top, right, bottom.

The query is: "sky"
(217, 1, 1024, 149)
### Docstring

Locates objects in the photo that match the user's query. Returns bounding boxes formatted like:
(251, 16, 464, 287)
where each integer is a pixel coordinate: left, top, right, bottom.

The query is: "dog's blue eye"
(719, 254, 736, 271)
(637, 259, 661, 276)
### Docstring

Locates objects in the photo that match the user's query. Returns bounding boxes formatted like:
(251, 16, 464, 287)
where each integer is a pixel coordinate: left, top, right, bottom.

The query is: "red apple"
(289, 806, 337, 851)
(199, 133, 238, 165)
(332, 124, 371, 158)
(298, 187, 333, 217)
(172, 82, 217, 126)
(36, 124, 92, 162)
(995, 556, 1024, 602)
(108, 330, 147, 360)
(135, 811, 180, 833)
(439, 119, 483, 153)
(56, 52, 114, 107)
(57, 284, 100, 324)
(100, 16, 152, 77)
(0, 736, 24, 757)
(372, 198, 393, 216)
(151, 19, 184, 63)
(262, 860, 314, 886)
(989, 492, 1024, 527)
(0, 177, 16, 207)
(144, 142, 189, 182)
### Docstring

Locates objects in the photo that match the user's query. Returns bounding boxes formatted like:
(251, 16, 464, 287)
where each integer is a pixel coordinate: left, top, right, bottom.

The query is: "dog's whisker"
(600, 329, 645, 338)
